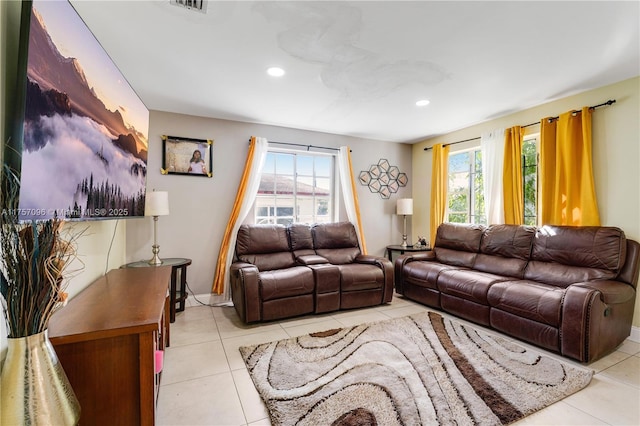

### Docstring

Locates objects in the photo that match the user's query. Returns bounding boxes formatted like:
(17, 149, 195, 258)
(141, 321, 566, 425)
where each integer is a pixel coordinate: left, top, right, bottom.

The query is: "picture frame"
(161, 135, 213, 177)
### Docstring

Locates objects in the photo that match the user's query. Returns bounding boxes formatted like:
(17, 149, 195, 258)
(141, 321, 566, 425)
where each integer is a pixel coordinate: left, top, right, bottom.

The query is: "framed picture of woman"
(161, 135, 213, 177)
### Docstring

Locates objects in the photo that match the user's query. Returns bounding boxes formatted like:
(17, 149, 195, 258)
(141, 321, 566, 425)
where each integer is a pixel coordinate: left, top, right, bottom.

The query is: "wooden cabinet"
(49, 266, 171, 426)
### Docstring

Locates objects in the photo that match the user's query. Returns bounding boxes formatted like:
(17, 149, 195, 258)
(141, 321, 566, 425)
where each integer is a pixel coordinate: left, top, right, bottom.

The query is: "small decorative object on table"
(0, 166, 81, 425)
(415, 236, 429, 249)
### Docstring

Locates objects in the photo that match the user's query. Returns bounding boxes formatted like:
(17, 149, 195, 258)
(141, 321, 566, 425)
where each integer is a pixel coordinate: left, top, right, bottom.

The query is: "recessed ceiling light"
(267, 67, 285, 77)
(416, 99, 430, 107)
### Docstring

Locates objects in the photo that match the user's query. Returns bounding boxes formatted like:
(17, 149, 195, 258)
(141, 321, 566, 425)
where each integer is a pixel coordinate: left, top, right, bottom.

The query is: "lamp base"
(401, 214, 408, 247)
(148, 244, 163, 265)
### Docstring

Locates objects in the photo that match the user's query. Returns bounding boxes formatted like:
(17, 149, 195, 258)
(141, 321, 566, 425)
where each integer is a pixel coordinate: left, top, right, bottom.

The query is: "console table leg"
(178, 265, 187, 312)
(170, 267, 178, 323)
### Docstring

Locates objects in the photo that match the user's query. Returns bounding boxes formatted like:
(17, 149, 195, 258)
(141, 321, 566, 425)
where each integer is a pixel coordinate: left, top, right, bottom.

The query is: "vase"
(0, 330, 80, 425)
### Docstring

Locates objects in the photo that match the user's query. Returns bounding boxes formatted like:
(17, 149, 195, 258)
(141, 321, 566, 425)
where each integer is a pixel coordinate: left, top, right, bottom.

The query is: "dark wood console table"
(49, 266, 172, 426)
(124, 257, 192, 322)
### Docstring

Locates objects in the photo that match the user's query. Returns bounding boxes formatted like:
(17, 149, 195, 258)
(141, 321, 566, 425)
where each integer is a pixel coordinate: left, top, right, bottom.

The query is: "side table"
(386, 245, 431, 262)
(123, 258, 192, 323)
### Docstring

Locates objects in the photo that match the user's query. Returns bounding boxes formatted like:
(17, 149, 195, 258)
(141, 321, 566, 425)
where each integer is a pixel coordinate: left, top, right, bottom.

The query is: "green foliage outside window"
(447, 138, 538, 227)
(447, 150, 485, 224)
(523, 138, 538, 226)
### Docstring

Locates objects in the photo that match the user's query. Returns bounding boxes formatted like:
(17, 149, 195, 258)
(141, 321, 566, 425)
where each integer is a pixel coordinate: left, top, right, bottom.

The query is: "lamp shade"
(397, 198, 413, 216)
(145, 191, 170, 216)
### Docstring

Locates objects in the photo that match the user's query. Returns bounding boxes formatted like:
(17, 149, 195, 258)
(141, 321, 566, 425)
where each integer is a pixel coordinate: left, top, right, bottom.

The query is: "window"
(446, 136, 538, 226)
(256, 151, 334, 225)
(522, 136, 539, 226)
(447, 149, 486, 224)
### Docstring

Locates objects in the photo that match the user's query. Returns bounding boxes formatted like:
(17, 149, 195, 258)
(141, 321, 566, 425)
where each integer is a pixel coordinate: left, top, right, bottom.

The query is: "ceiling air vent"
(170, 0, 207, 14)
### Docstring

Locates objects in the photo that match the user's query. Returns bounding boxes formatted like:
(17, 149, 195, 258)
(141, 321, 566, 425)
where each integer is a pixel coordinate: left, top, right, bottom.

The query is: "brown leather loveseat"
(395, 223, 640, 363)
(230, 221, 393, 323)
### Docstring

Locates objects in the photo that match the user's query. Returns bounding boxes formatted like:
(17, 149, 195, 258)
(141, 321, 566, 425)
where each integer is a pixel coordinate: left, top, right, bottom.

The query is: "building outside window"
(256, 151, 334, 225)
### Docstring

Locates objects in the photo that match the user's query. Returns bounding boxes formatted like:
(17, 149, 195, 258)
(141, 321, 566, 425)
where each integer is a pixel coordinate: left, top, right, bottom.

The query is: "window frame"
(522, 133, 540, 226)
(446, 147, 486, 225)
(253, 148, 338, 225)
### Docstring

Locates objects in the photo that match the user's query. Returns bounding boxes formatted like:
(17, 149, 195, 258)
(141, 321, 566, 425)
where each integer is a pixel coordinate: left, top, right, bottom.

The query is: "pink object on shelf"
(155, 350, 164, 374)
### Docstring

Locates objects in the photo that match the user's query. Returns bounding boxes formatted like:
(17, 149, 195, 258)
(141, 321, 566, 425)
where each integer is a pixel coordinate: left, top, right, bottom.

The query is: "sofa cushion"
(236, 224, 295, 271)
(316, 248, 361, 265)
(487, 280, 564, 327)
(312, 221, 360, 249)
(481, 224, 535, 260)
(260, 266, 315, 301)
(312, 222, 361, 265)
(401, 261, 462, 290)
(524, 261, 618, 288)
(336, 263, 383, 292)
(532, 225, 626, 272)
(437, 269, 510, 305)
(434, 223, 484, 267)
(473, 254, 528, 280)
(288, 223, 316, 258)
(435, 223, 485, 252)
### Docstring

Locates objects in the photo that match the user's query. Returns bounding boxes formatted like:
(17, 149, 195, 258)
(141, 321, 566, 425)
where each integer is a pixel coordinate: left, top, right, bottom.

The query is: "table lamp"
(397, 198, 413, 247)
(145, 190, 170, 265)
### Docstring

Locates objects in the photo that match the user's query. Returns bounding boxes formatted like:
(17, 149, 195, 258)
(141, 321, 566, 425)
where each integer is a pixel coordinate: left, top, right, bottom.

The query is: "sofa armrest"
(229, 262, 261, 323)
(393, 251, 436, 294)
(561, 281, 636, 362)
(230, 261, 255, 272)
(572, 280, 636, 305)
(354, 254, 394, 303)
(296, 254, 329, 266)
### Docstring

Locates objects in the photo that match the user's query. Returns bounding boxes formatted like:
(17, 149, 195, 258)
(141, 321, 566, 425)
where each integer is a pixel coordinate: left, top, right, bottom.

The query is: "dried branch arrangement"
(0, 165, 82, 337)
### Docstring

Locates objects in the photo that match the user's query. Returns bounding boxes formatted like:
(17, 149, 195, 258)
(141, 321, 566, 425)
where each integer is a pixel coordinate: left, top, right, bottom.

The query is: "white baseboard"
(182, 296, 640, 343)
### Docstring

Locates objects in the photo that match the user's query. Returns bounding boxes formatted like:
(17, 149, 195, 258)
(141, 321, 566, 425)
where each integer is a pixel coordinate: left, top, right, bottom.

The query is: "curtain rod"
(249, 139, 341, 152)
(423, 99, 616, 151)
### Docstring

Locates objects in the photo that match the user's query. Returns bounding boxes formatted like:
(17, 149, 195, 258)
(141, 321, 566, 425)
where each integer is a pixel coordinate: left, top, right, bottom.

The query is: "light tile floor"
(157, 296, 640, 426)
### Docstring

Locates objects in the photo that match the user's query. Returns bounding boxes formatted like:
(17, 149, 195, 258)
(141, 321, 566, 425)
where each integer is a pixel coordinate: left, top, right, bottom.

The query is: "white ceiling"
(71, 0, 640, 143)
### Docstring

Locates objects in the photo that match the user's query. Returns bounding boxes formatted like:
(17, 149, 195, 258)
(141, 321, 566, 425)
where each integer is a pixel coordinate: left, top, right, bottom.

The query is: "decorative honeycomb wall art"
(358, 158, 408, 199)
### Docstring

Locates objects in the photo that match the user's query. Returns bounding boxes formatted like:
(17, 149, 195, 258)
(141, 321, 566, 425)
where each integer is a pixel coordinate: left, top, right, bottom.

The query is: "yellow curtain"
(212, 137, 260, 294)
(429, 144, 449, 247)
(503, 126, 524, 224)
(346, 148, 367, 254)
(539, 107, 600, 226)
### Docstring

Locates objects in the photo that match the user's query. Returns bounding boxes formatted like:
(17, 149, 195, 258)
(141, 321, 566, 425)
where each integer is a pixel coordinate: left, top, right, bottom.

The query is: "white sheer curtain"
(481, 128, 505, 224)
(210, 137, 268, 305)
(337, 146, 366, 253)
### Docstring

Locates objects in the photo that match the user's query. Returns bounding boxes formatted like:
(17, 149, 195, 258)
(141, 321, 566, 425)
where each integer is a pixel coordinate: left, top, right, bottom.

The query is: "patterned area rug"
(240, 311, 593, 426)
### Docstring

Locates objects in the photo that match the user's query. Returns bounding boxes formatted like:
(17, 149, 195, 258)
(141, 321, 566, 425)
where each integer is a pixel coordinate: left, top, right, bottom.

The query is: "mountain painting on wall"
(17, 0, 149, 221)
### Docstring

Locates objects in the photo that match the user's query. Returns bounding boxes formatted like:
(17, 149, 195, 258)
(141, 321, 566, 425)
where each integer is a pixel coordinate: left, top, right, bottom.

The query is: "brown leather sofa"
(230, 221, 393, 323)
(395, 223, 640, 363)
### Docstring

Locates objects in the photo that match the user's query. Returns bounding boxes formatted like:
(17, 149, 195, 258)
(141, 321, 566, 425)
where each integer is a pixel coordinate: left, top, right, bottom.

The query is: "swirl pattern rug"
(240, 311, 593, 425)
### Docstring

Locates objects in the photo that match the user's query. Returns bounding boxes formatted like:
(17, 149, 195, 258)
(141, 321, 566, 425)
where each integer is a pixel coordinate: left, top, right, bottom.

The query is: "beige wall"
(412, 76, 640, 328)
(126, 111, 413, 301)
